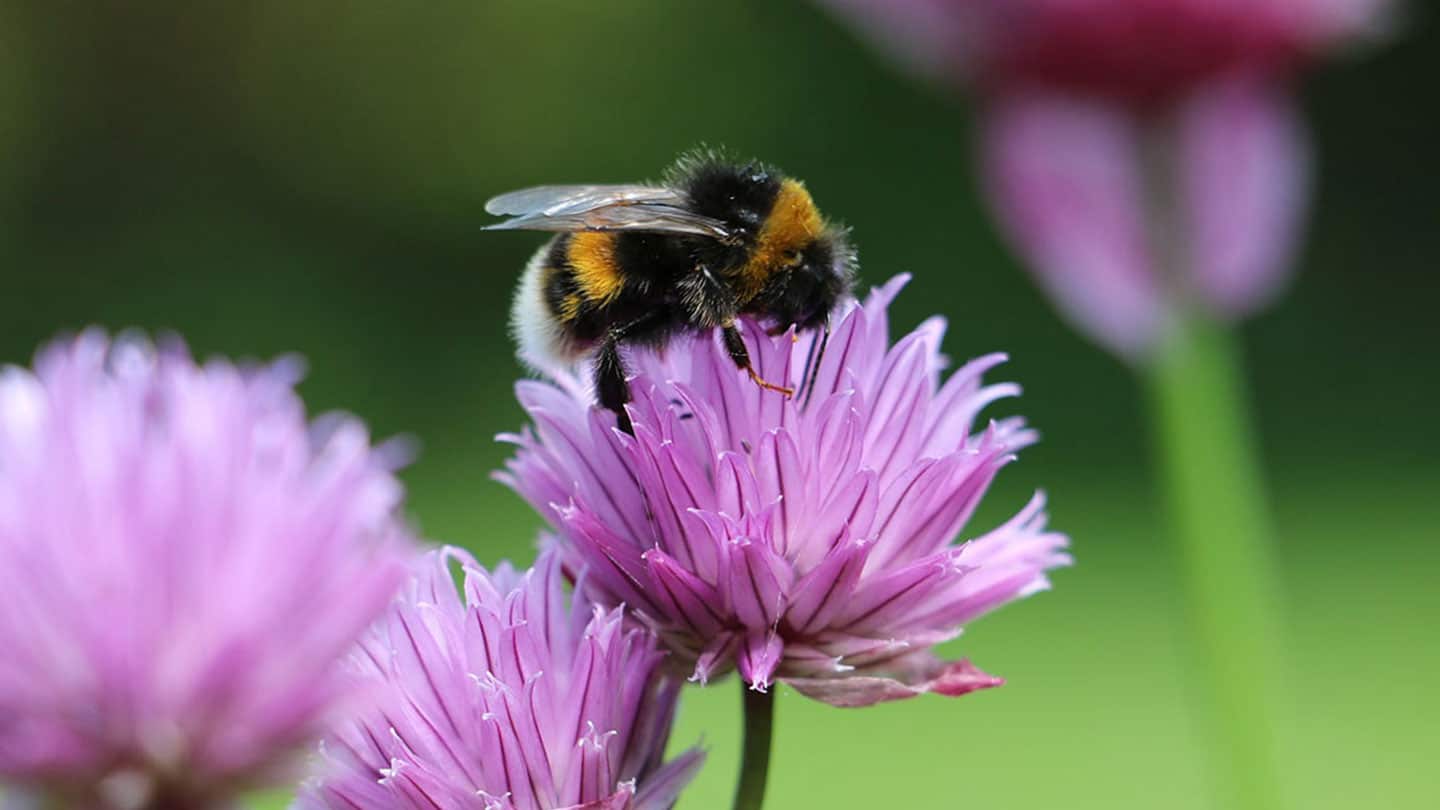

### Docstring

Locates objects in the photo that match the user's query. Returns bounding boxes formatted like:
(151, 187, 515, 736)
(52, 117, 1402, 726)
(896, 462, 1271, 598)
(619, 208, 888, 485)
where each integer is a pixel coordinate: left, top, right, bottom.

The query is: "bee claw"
(747, 368, 795, 398)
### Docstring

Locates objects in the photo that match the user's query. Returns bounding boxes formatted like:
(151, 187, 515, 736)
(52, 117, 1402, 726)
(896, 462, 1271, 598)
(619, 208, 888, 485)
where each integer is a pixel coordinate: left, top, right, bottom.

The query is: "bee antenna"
(799, 317, 830, 408)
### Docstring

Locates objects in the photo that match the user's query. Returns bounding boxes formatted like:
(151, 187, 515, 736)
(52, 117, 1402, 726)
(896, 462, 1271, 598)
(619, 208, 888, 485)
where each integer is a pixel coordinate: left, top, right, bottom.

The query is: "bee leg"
(679, 265, 737, 329)
(722, 324, 795, 398)
(595, 335, 634, 435)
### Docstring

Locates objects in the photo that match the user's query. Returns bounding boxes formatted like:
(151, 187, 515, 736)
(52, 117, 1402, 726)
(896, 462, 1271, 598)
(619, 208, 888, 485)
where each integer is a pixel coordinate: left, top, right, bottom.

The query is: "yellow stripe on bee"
(740, 178, 823, 296)
(559, 293, 582, 323)
(567, 232, 626, 306)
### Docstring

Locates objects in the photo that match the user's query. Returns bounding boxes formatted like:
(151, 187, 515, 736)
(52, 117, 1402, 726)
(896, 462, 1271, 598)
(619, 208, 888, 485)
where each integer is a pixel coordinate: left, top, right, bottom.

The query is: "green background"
(2, 1, 1436, 807)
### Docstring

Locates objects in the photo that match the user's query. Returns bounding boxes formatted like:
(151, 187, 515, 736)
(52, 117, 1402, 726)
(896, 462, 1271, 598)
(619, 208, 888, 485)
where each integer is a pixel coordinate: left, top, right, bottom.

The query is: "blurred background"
(2, 1, 1435, 807)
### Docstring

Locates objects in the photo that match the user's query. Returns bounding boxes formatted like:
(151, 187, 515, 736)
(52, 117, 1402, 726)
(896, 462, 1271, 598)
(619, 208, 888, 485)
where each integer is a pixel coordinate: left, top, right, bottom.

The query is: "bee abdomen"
(513, 237, 589, 370)
(540, 236, 584, 323)
(566, 232, 628, 308)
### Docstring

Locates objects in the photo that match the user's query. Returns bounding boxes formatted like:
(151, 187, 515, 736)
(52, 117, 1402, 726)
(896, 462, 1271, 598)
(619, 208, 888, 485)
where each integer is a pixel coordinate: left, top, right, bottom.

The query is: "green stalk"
(731, 685, 775, 810)
(1147, 315, 1287, 810)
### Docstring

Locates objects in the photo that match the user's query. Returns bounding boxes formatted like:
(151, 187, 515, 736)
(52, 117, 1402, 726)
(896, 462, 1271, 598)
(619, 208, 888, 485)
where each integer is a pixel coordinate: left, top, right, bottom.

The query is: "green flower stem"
(732, 685, 775, 810)
(1147, 314, 1287, 810)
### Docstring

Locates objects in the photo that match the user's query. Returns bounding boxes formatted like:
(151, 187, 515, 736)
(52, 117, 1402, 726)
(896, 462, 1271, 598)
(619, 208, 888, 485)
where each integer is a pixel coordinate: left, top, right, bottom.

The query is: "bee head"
(755, 225, 856, 332)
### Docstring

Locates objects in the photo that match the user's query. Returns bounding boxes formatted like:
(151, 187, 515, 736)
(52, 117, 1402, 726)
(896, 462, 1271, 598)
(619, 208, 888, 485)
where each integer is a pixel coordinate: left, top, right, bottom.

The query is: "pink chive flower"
(0, 331, 412, 808)
(298, 548, 704, 810)
(817, 0, 1393, 358)
(499, 277, 1070, 707)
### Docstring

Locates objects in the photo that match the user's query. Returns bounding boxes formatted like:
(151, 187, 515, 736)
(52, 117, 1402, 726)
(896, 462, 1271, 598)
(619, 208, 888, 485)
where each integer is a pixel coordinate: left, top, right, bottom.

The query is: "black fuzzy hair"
(665, 148, 781, 229)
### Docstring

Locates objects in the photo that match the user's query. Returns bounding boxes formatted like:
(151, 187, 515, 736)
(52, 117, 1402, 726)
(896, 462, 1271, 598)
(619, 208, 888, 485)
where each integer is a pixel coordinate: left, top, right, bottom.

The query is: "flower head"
(0, 331, 412, 807)
(500, 277, 1070, 707)
(817, 0, 1393, 358)
(299, 548, 703, 810)
(820, 0, 1391, 104)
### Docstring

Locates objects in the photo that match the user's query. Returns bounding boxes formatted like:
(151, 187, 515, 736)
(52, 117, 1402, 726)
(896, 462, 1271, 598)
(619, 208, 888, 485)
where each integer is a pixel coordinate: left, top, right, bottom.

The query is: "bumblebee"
(486, 153, 856, 432)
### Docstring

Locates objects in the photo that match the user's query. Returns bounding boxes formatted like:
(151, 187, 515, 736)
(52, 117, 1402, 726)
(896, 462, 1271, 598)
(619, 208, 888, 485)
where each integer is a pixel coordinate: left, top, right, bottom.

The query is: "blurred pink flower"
(822, 0, 1389, 103)
(499, 277, 1070, 707)
(0, 331, 413, 808)
(980, 76, 1311, 355)
(818, 0, 1391, 357)
(299, 548, 703, 810)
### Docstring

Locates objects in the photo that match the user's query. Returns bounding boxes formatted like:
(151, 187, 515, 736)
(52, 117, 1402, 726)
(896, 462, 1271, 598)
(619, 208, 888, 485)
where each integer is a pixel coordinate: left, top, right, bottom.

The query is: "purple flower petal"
(643, 547, 727, 638)
(690, 633, 742, 686)
(785, 534, 873, 637)
(632, 746, 708, 810)
(726, 537, 794, 632)
(737, 631, 785, 693)
(980, 92, 1169, 358)
(1176, 74, 1312, 317)
(559, 783, 635, 810)
(785, 656, 1004, 708)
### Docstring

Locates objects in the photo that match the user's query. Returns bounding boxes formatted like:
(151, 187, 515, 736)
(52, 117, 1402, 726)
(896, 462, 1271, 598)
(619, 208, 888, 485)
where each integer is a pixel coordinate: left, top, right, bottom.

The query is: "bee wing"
(484, 184, 733, 240)
(485, 184, 682, 216)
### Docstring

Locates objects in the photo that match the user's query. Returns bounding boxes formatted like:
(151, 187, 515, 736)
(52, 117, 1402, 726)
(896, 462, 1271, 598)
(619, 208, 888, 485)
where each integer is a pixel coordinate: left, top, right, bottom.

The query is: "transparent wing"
(485, 184, 683, 216)
(484, 184, 733, 240)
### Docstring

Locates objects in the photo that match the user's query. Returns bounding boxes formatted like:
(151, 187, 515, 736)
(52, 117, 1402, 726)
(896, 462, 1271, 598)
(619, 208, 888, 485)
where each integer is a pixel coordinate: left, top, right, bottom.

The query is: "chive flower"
(298, 548, 704, 810)
(0, 331, 412, 808)
(500, 276, 1069, 707)
(817, 0, 1392, 357)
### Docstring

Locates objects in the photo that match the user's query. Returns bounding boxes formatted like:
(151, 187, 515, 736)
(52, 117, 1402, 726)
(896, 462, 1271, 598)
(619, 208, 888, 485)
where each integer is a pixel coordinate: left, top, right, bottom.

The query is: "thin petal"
(794, 469, 876, 573)
(750, 429, 809, 557)
(713, 451, 762, 518)
(559, 779, 634, 810)
(785, 534, 873, 637)
(642, 548, 726, 638)
(689, 633, 741, 686)
(632, 747, 707, 810)
(836, 549, 968, 634)
(783, 656, 1003, 708)
(1176, 75, 1311, 317)
(860, 328, 937, 485)
(810, 297, 870, 400)
(726, 538, 794, 630)
(947, 492, 1073, 625)
(980, 92, 1167, 358)
(737, 631, 785, 692)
